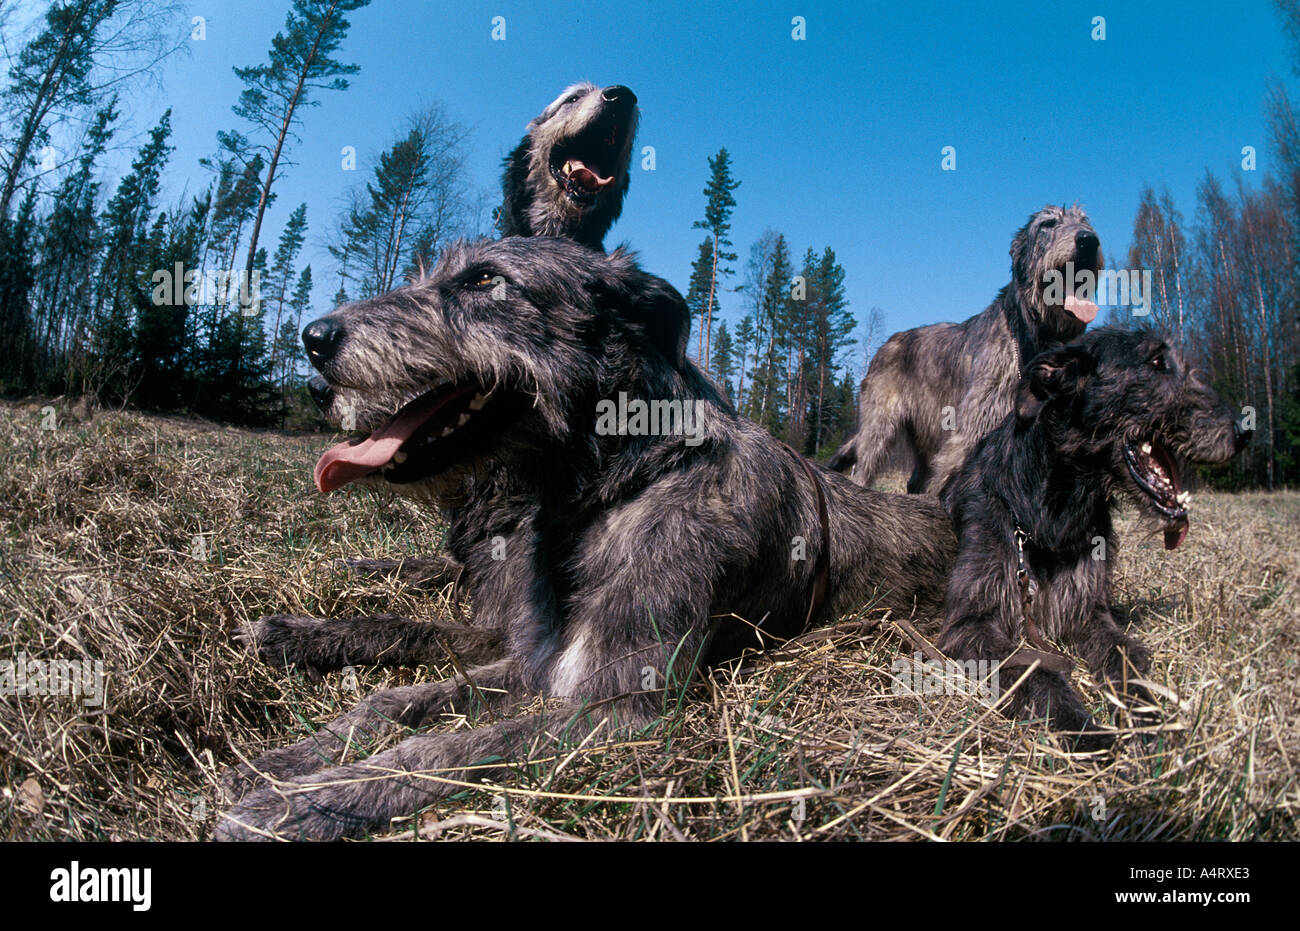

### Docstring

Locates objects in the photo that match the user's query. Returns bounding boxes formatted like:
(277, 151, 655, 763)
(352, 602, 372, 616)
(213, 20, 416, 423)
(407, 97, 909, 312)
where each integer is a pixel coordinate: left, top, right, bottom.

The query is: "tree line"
(1122, 0, 1300, 490)
(1, 1, 1297, 492)
(0, 0, 482, 427)
(685, 148, 863, 459)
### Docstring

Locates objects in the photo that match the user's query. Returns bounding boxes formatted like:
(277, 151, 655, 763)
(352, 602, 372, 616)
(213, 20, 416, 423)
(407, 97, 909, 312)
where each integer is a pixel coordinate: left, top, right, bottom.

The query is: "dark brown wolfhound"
(938, 327, 1250, 748)
(216, 237, 955, 841)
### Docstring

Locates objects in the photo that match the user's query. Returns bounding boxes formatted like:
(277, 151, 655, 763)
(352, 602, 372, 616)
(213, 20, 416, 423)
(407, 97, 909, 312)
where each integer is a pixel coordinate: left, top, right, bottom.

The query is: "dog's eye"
(1149, 353, 1167, 371)
(466, 271, 502, 292)
(565, 94, 582, 105)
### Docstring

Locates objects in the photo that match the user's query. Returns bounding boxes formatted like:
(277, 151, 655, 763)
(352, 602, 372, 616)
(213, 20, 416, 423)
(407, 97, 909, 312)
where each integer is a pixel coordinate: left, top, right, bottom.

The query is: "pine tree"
(91, 108, 173, 401)
(226, 0, 370, 298)
(0, 191, 38, 386)
(806, 247, 853, 455)
(266, 202, 308, 375)
(712, 320, 735, 399)
(273, 264, 313, 425)
(752, 233, 792, 431)
(34, 98, 118, 388)
(330, 106, 475, 297)
(0, 0, 184, 221)
(684, 238, 714, 362)
(0, 0, 115, 221)
(691, 148, 740, 369)
(733, 314, 756, 410)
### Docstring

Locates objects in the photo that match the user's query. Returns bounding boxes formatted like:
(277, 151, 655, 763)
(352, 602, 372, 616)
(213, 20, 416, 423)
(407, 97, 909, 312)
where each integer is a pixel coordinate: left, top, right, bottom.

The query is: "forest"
(0, 0, 1297, 486)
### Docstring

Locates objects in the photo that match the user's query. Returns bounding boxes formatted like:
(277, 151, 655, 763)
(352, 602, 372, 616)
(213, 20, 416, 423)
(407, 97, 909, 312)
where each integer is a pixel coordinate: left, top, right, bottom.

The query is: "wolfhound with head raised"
(827, 204, 1103, 493)
(938, 326, 1250, 748)
(497, 81, 638, 250)
(217, 236, 955, 841)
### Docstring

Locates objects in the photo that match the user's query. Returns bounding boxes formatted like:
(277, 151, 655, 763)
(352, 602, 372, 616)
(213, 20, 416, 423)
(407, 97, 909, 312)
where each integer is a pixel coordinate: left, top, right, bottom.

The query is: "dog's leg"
(215, 697, 637, 841)
(848, 380, 905, 487)
(924, 396, 1012, 495)
(239, 612, 503, 672)
(1071, 607, 1158, 721)
(221, 658, 520, 804)
(333, 554, 464, 589)
(940, 539, 1107, 749)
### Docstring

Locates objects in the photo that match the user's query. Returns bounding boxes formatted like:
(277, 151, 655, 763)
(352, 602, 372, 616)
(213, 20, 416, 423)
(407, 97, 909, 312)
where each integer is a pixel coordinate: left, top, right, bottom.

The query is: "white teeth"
(393, 451, 406, 464)
(457, 412, 470, 426)
(1177, 492, 1190, 505)
(1141, 442, 1152, 454)
(468, 393, 487, 411)
(562, 161, 573, 177)
(441, 426, 455, 437)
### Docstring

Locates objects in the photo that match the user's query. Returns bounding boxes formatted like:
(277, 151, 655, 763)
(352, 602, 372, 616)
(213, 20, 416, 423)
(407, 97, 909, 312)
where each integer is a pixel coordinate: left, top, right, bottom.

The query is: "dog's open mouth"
(314, 381, 509, 492)
(1046, 261, 1101, 324)
(549, 124, 624, 205)
(1124, 438, 1190, 549)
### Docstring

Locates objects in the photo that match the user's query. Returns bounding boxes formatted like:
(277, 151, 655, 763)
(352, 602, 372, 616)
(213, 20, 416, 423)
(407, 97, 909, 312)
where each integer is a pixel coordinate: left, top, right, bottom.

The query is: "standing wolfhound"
(217, 237, 955, 840)
(827, 205, 1102, 493)
(939, 327, 1250, 748)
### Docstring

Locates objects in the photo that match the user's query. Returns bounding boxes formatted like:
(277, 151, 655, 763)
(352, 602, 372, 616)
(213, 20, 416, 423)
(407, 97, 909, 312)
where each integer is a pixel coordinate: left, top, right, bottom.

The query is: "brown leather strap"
(1011, 528, 1075, 675)
(1000, 647, 1075, 676)
(781, 443, 831, 628)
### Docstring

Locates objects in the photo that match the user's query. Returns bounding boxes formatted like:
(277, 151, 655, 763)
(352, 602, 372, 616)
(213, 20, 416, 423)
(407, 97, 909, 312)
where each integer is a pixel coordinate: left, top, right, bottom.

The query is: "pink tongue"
(313, 388, 464, 493)
(1165, 522, 1188, 550)
(565, 159, 615, 190)
(1065, 294, 1098, 324)
(314, 434, 405, 494)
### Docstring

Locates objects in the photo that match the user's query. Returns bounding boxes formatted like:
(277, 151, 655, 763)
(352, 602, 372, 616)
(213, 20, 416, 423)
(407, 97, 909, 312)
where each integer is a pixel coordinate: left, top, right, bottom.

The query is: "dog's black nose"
(1234, 418, 1254, 451)
(302, 317, 344, 368)
(1076, 230, 1100, 252)
(601, 85, 636, 106)
(308, 375, 333, 411)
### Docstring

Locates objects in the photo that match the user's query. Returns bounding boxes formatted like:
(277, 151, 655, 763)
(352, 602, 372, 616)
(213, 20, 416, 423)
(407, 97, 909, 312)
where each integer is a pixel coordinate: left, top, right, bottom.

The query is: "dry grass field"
(1, 397, 1296, 841)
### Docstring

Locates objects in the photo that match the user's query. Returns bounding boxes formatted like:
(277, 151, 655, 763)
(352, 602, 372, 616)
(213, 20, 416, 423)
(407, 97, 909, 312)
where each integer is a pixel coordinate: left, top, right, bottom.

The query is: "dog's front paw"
(214, 776, 371, 842)
(220, 739, 341, 804)
(220, 761, 264, 806)
(1058, 719, 1118, 753)
(214, 788, 297, 841)
(237, 615, 326, 669)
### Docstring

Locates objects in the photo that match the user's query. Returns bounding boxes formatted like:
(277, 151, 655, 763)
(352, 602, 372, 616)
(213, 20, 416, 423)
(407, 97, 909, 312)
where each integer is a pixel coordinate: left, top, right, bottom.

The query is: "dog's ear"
(610, 269, 691, 371)
(1016, 344, 1095, 419)
(1009, 224, 1029, 282)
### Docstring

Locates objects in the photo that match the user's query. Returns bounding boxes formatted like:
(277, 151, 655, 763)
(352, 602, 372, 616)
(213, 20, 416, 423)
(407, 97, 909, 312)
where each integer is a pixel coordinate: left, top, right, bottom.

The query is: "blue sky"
(100, 0, 1291, 373)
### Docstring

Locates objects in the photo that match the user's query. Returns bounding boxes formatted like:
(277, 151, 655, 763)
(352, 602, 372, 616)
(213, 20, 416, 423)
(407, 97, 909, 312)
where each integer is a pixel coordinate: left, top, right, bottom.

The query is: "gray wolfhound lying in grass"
(938, 327, 1250, 748)
(216, 237, 955, 841)
(497, 81, 638, 249)
(828, 204, 1102, 493)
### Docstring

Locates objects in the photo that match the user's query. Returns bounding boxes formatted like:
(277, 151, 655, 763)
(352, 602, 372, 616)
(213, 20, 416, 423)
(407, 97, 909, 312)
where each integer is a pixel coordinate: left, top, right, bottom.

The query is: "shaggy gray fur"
(827, 205, 1102, 493)
(216, 237, 956, 841)
(497, 82, 638, 249)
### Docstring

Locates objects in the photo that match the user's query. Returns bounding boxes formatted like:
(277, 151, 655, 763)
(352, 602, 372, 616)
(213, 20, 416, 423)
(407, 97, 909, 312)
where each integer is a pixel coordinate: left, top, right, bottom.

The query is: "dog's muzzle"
(308, 375, 333, 411)
(303, 317, 345, 369)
